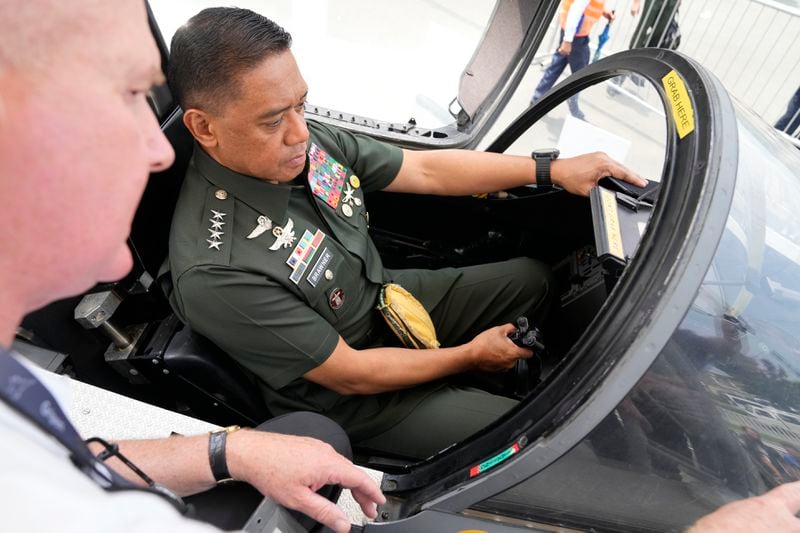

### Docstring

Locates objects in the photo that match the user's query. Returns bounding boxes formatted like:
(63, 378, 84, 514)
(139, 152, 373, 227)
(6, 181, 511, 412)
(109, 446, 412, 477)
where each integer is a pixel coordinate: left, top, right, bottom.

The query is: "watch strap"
(209, 425, 240, 482)
(534, 157, 553, 188)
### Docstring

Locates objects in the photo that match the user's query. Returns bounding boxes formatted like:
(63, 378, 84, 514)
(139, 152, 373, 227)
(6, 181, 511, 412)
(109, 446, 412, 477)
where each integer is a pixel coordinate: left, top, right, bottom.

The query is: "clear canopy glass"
(482, 97, 800, 532)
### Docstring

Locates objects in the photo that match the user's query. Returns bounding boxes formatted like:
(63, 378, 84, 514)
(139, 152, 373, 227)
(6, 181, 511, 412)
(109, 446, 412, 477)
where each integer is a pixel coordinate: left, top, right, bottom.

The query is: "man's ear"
(183, 108, 218, 148)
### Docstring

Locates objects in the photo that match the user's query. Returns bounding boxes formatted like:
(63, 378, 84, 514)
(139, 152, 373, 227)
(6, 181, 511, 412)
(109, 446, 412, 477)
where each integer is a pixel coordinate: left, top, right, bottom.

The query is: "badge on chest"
(307, 143, 363, 221)
(308, 143, 346, 209)
(286, 228, 326, 284)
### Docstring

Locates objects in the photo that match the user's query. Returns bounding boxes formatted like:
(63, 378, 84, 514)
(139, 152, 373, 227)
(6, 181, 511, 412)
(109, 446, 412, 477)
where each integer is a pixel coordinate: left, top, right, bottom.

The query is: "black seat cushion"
(164, 322, 269, 423)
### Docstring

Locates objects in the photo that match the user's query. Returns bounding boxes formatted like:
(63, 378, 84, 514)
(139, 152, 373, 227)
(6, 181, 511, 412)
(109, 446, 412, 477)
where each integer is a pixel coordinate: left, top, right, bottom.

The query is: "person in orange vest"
(531, 0, 615, 120)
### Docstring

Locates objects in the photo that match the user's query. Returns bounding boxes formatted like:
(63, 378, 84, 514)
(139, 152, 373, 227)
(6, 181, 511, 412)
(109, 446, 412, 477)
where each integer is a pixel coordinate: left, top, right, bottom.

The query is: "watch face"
(532, 148, 560, 159)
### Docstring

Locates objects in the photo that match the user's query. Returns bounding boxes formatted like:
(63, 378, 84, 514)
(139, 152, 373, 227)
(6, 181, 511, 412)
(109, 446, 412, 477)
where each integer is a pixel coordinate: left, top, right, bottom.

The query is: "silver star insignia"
(211, 209, 226, 220)
(208, 228, 224, 239)
(210, 219, 226, 230)
(206, 239, 222, 250)
(269, 218, 296, 250)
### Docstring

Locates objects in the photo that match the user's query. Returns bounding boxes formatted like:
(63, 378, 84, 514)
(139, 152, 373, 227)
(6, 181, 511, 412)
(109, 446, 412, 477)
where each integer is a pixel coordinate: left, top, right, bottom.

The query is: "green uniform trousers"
(356, 257, 553, 458)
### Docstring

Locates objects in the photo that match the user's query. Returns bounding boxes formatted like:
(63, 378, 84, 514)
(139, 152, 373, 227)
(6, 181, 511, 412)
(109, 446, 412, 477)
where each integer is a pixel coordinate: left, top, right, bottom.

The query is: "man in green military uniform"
(166, 8, 645, 459)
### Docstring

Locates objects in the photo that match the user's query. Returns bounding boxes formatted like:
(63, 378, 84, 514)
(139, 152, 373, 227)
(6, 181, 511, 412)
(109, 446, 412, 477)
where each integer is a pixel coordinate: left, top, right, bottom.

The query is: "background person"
(630, 0, 681, 51)
(531, 0, 615, 119)
(775, 86, 800, 137)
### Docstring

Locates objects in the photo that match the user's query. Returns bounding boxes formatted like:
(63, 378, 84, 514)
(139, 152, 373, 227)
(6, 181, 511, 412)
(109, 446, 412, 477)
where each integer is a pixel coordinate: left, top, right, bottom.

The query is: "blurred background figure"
(531, 0, 615, 120)
(775, 86, 800, 137)
(592, 10, 614, 62)
(741, 427, 791, 484)
(630, 0, 682, 50)
(613, 0, 682, 89)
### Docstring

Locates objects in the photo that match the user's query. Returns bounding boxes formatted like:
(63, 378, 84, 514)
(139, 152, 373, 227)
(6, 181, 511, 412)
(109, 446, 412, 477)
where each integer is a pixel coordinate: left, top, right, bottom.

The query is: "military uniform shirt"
(168, 120, 457, 438)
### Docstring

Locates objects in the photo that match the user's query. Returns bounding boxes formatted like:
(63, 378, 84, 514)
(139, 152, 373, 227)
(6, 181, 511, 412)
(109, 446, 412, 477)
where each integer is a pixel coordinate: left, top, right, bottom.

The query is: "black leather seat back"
(130, 108, 193, 278)
(129, 107, 270, 423)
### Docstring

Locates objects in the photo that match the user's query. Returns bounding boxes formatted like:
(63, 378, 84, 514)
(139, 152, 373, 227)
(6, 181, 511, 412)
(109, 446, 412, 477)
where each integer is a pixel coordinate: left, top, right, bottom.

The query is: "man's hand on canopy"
(686, 481, 800, 533)
(551, 151, 646, 197)
(227, 430, 385, 533)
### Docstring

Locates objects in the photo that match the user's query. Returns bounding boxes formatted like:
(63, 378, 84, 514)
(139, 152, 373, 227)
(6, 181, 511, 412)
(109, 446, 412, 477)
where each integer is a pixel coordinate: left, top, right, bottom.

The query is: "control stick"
(508, 316, 545, 352)
(508, 316, 545, 398)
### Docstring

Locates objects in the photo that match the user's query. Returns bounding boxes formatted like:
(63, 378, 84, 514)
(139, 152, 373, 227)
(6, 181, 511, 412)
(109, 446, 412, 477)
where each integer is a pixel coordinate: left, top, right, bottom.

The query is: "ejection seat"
(74, 107, 269, 426)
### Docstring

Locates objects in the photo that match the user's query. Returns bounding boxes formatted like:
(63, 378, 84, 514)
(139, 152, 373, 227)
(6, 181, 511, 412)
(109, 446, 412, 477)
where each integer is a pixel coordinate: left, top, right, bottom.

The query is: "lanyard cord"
(0, 351, 188, 514)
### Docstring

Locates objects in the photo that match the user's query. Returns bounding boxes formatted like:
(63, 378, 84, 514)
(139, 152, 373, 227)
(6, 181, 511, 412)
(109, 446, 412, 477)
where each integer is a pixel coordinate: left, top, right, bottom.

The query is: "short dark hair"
(168, 7, 292, 112)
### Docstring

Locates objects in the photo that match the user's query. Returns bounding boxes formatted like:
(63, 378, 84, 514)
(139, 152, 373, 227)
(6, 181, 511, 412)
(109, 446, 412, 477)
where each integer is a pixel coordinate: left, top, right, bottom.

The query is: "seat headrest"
(130, 108, 193, 279)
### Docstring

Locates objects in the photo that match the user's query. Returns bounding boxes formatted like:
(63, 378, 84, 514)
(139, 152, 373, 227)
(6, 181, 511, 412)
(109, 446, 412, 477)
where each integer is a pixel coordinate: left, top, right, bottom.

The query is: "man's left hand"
(604, 10, 616, 21)
(551, 152, 646, 196)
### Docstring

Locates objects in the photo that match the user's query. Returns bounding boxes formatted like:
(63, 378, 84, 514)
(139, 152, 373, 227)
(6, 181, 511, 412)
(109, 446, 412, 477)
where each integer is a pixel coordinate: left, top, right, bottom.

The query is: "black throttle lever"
(508, 316, 545, 398)
(508, 316, 545, 351)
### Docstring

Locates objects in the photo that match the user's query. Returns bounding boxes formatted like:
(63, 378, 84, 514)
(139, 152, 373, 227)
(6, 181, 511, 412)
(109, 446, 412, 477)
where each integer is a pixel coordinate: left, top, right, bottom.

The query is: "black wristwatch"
(209, 425, 241, 483)
(531, 148, 560, 189)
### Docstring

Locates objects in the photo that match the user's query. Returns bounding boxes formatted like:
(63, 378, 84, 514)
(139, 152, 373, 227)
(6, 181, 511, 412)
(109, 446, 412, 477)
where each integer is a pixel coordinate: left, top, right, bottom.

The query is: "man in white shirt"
(0, 1, 383, 531)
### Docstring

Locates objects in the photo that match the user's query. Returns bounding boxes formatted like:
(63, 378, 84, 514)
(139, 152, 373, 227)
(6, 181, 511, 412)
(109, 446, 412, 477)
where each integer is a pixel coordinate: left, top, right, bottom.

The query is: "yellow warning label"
(662, 69, 695, 139)
(601, 187, 625, 261)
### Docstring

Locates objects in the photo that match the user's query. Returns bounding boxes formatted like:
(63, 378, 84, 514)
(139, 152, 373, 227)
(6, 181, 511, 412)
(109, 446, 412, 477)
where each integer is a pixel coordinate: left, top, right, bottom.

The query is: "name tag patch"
(287, 229, 325, 284)
(308, 143, 346, 209)
(307, 247, 334, 287)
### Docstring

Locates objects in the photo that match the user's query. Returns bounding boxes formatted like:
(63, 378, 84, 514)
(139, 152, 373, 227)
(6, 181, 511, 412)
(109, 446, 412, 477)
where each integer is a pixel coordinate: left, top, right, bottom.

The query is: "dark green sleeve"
(311, 121, 403, 193)
(174, 265, 340, 390)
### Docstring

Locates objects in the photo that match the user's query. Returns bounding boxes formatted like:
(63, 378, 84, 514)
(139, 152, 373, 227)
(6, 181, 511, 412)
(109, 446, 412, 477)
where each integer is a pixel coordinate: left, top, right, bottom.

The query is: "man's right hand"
(686, 481, 800, 533)
(558, 41, 572, 56)
(468, 324, 533, 372)
(551, 151, 646, 197)
(306, 326, 534, 396)
(227, 430, 386, 533)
